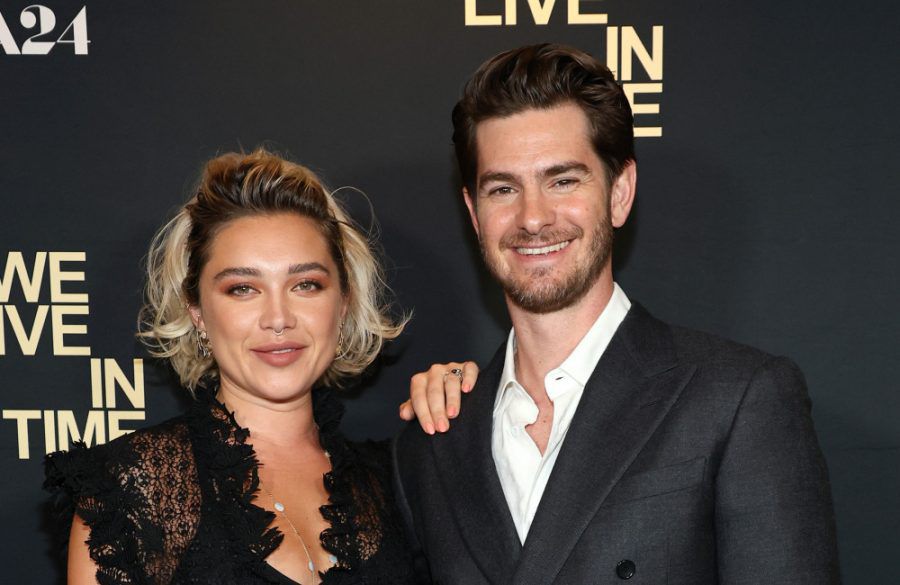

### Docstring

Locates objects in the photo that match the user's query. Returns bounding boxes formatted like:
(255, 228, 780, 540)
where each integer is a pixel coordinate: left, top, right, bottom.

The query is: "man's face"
(463, 103, 633, 314)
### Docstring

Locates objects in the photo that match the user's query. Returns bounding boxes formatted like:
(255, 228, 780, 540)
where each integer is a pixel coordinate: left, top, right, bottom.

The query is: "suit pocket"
(603, 456, 707, 507)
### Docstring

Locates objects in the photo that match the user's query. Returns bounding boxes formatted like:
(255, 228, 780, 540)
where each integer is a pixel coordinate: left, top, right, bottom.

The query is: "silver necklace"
(259, 449, 337, 582)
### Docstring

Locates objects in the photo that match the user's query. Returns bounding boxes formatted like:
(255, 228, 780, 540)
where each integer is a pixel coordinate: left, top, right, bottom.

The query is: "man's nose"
(516, 189, 555, 234)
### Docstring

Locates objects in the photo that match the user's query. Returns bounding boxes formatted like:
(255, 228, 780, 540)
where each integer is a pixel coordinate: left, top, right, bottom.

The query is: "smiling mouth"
(252, 345, 304, 366)
(515, 240, 571, 256)
(252, 344, 304, 354)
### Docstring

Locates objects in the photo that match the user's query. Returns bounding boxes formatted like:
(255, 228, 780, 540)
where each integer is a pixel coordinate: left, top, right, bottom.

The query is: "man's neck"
(507, 275, 615, 403)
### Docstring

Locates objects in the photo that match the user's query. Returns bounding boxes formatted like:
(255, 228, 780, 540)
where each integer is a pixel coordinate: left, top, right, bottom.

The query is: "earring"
(335, 325, 346, 359)
(196, 329, 211, 359)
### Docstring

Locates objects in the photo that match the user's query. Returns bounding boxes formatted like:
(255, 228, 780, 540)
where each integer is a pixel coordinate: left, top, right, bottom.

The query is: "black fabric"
(44, 387, 416, 585)
(394, 302, 841, 585)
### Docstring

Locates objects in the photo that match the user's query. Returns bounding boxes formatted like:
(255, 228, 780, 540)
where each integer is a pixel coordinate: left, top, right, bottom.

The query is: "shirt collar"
(494, 283, 631, 413)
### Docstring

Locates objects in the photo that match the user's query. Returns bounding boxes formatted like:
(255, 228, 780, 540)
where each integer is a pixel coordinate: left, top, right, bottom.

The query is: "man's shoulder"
(395, 341, 507, 464)
(394, 417, 430, 457)
(669, 323, 773, 366)
(623, 306, 811, 430)
(626, 302, 800, 380)
(642, 313, 804, 399)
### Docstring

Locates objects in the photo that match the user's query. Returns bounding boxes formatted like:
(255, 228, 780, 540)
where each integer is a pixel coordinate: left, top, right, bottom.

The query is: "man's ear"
(188, 304, 204, 330)
(462, 187, 481, 238)
(610, 161, 637, 228)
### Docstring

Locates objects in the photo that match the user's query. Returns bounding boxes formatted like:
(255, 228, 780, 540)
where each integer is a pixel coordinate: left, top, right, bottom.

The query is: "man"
(393, 44, 840, 584)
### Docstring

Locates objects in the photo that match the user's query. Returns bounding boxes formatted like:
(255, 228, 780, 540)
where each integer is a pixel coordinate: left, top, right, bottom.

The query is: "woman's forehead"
(204, 214, 335, 275)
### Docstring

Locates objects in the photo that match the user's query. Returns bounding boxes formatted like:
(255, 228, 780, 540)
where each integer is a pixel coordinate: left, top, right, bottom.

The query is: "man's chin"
(504, 281, 582, 314)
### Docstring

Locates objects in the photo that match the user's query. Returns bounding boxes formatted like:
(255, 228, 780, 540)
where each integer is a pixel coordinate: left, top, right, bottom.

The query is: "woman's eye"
(227, 284, 255, 296)
(294, 280, 322, 292)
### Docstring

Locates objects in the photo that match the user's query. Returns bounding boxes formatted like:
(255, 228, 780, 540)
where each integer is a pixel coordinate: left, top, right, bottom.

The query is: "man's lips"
(512, 239, 572, 256)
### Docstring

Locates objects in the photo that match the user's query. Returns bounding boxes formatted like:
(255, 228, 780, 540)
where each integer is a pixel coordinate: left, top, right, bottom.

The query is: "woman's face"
(190, 213, 346, 406)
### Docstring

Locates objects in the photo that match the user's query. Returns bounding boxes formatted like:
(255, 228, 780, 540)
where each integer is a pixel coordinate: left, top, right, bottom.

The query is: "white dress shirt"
(491, 283, 631, 543)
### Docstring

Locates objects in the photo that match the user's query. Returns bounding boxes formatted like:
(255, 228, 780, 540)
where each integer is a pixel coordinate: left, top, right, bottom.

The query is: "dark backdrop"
(1, 1, 897, 582)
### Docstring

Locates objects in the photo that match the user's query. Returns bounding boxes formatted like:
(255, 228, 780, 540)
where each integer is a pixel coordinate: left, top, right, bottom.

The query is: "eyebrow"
(478, 171, 518, 187)
(540, 162, 591, 178)
(212, 262, 330, 281)
(477, 161, 591, 189)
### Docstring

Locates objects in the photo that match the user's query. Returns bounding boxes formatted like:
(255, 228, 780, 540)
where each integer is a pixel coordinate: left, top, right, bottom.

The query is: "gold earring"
(196, 329, 211, 359)
(335, 325, 345, 359)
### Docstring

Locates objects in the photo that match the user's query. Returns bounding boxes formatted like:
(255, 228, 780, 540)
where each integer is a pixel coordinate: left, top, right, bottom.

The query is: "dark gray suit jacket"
(393, 304, 840, 584)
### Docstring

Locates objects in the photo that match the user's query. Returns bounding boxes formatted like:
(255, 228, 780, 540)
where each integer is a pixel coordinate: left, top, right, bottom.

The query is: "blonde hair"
(138, 148, 407, 390)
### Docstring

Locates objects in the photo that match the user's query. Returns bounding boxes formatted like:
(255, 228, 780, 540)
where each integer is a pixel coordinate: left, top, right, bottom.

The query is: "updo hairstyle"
(138, 148, 405, 390)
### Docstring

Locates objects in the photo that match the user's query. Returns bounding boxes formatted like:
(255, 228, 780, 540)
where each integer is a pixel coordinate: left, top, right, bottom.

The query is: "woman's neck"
(216, 382, 319, 449)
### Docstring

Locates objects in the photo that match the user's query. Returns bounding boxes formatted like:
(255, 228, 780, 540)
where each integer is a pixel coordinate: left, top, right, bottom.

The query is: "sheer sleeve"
(44, 420, 202, 585)
(44, 389, 418, 585)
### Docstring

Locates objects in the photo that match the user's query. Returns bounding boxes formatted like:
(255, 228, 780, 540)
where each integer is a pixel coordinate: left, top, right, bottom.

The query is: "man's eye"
(488, 186, 514, 196)
(554, 178, 578, 189)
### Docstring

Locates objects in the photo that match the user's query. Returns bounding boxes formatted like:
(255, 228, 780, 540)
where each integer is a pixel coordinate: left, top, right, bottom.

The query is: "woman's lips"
(251, 343, 305, 367)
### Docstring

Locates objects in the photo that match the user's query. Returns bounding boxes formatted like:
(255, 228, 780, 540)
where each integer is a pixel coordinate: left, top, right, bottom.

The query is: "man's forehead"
(478, 161, 592, 185)
(474, 107, 598, 185)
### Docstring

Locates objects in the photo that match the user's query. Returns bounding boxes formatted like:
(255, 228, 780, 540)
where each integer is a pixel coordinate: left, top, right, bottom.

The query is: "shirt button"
(616, 559, 636, 580)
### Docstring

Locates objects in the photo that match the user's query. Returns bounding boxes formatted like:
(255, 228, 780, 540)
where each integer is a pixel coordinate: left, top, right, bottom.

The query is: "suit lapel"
(511, 304, 697, 585)
(431, 344, 522, 584)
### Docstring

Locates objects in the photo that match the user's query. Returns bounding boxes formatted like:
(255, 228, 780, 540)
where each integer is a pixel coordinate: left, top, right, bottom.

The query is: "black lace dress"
(43, 388, 418, 585)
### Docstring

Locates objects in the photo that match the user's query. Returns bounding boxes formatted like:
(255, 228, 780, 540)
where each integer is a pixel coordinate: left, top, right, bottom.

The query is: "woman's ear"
(188, 304, 204, 330)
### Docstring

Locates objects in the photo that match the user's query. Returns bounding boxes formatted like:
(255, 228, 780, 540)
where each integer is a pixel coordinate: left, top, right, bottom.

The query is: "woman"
(45, 149, 474, 584)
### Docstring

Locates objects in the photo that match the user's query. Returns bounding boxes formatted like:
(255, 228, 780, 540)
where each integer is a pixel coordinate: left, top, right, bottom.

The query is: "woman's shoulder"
(44, 413, 202, 534)
(44, 412, 203, 581)
(44, 413, 194, 488)
(46, 414, 200, 509)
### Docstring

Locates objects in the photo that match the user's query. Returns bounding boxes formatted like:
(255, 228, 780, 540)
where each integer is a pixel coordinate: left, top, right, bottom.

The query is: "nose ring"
(273, 328, 284, 336)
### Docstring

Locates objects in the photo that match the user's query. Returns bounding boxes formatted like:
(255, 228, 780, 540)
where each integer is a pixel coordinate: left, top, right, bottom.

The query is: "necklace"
(259, 449, 337, 583)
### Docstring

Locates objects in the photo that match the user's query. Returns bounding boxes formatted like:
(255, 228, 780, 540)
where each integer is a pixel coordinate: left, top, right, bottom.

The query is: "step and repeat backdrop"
(1, 1, 897, 582)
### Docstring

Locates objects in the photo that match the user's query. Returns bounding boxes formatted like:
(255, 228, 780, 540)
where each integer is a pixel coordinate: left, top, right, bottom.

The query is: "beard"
(480, 218, 613, 314)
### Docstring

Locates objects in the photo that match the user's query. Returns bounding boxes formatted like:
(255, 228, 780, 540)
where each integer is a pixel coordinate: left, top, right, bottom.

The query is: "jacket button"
(616, 559, 636, 579)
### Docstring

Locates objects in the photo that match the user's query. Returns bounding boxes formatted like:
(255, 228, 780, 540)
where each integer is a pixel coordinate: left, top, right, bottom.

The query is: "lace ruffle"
(44, 440, 134, 583)
(182, 388, 283, 582)
(44, 418, 202, 584)
(43, 386, 413, 584)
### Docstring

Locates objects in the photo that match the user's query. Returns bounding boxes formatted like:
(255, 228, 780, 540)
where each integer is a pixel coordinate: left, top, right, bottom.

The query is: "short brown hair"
(452, 43, 635, 194)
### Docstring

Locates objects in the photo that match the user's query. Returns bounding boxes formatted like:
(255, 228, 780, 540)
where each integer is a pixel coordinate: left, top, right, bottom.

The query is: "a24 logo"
(0, 5, 89, 55)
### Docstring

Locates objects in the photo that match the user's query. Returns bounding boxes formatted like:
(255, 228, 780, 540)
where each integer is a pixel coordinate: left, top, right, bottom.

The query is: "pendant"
(274, 501, 285, 512)
(308, 560, 315, 572)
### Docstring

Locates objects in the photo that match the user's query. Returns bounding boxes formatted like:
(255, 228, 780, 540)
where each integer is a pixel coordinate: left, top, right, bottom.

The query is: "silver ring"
(444, 367, 463, 381)
(273, 328, 284, 336)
